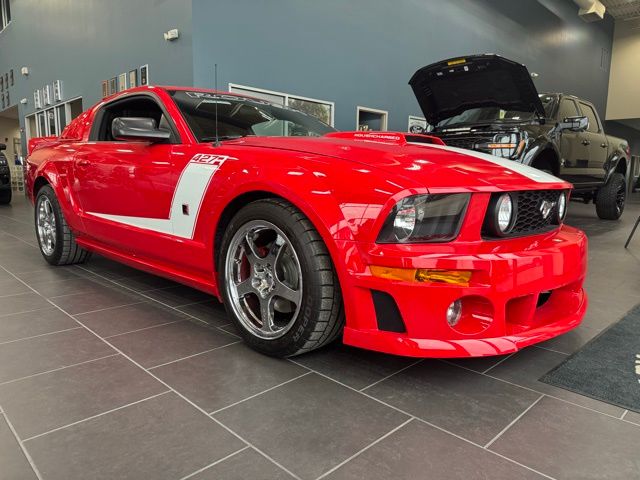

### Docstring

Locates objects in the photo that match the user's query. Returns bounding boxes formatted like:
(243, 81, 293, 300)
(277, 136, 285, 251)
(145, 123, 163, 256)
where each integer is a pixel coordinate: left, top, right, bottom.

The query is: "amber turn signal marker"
(369, 266, 418, 282)
(486, 143, 517, 149)
(416, 269, 472, 285)
(370, 266, 472, 285)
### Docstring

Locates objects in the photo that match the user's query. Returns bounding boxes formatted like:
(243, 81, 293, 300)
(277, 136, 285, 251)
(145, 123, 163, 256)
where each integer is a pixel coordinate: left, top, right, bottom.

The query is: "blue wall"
(192, 0, 614, 131)
(0, 0, 617, 139)
(0, 0, 193, 131)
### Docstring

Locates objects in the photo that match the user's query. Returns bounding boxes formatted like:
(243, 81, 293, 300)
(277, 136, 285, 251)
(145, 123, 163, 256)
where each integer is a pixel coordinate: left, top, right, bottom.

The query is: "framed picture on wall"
(9, 69, 13, 86)
(43, 85, 51, 105)
(118, 73, 127, 92)
(140, 64, 149, 86)
(53, 80, 63, 102)
(128, 69, 137, 88)
(109, 77, 117, 95)
(1, 94, 4, 110)
(0, 75, 3, 92)
(4, 73, 7, 87)
(408, 115, 428, 134)
(34, 90, 42, 109)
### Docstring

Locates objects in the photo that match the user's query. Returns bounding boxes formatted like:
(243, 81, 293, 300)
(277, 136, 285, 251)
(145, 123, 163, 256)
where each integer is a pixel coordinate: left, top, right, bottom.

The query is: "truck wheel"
(34, 185, 92, 265)
(595, 173, 626, 220)
(0, 189, 11, 205)
(219, 198, 344, 357)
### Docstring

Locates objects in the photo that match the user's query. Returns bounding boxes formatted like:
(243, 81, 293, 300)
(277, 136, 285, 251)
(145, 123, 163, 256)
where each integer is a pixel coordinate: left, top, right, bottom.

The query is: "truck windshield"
(437, 95, 557, 128)
(169, 90, 336, 142)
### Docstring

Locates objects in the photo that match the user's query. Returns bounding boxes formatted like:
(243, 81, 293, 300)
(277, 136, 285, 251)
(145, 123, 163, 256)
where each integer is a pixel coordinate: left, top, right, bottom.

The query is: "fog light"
(446, 300, 462, 327)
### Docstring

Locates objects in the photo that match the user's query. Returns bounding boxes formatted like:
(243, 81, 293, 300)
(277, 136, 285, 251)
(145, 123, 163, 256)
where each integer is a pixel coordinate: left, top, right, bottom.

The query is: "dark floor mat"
(540, 304, 640, 413)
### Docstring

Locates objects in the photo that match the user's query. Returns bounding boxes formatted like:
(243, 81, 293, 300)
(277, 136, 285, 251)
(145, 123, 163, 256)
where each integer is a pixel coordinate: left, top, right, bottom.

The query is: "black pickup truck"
(0, 143, 11, 205)
(409, 54, 630, 219)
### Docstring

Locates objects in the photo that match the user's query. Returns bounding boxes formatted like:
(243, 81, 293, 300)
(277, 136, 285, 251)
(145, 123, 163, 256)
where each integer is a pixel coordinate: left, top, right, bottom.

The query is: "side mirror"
(558, 115, 588, 132)
(0, 143, 6, 151)
(111, 117, 171, 142)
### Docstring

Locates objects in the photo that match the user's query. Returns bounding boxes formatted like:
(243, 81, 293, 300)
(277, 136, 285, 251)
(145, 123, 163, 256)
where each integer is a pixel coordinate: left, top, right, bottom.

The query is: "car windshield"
(436, 94, 557, 128)
(169, 90, 336, 142)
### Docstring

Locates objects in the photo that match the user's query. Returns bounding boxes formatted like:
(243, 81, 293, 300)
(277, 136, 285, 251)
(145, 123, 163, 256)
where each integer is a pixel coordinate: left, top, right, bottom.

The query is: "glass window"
(579, 102, 600, 133)
(557, 99, 580, 122)
(94, 96, 170, 141)
(228, 84, 334, 126)
(46, 109, 57, 136)
(37, 112, 46, 137)
(170, 90, 336, 142)
(1, 0, 11, 30)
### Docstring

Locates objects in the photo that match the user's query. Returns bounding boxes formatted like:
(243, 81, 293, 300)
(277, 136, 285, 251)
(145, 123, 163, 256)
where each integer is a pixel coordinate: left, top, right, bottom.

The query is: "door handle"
(76, 159, 91, 167)
(582, 139, 590, 146)
(600, 143, 607, 148)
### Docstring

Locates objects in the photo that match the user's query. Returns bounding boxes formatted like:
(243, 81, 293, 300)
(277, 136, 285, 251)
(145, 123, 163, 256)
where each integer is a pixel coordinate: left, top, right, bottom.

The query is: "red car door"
(71, 94, 201, 269)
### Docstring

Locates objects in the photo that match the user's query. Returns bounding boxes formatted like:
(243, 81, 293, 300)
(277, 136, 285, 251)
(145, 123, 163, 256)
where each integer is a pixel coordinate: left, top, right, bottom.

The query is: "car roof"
(118, 85, 260, 102)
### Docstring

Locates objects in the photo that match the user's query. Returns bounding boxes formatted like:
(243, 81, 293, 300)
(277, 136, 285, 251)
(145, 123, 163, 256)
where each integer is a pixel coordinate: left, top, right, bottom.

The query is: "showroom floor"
(0, 194, 639, 480)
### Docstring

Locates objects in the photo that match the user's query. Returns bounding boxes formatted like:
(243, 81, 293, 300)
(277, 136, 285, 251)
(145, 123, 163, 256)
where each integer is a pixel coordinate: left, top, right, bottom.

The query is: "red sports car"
(26, 86, 587, 358)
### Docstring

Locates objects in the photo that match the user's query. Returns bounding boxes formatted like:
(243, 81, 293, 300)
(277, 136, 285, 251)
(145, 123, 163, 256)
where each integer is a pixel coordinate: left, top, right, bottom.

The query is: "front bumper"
(341, 225, 587, 358)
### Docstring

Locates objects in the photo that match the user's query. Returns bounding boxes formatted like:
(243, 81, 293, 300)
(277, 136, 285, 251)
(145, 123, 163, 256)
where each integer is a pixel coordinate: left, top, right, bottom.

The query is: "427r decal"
(88, 153, 237, 239)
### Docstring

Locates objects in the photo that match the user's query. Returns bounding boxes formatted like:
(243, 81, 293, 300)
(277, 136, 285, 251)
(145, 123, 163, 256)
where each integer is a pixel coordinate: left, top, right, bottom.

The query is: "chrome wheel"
(225, 220, 303, 340)
(37, 197, 56, 256)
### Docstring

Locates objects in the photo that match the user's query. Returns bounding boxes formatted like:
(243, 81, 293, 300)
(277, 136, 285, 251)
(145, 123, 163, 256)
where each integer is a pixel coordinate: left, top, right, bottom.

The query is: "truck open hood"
(409, 54, 546, 126)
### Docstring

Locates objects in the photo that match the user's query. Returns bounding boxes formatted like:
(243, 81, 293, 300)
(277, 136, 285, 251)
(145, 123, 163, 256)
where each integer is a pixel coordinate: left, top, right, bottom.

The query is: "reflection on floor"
(1, 193, 639, 479)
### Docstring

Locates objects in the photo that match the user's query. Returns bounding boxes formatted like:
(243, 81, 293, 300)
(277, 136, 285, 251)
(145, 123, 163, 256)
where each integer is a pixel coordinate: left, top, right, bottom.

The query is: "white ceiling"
(601, 0, 640, 20)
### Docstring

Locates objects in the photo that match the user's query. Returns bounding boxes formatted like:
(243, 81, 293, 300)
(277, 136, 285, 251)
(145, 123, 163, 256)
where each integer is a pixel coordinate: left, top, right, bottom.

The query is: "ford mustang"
(25, 86, 587, 358)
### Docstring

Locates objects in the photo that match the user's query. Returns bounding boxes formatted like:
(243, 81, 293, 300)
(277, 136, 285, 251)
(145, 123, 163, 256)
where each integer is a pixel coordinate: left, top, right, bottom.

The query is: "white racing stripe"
(89, 154, 233, 239)
(408, 142, 563, 184)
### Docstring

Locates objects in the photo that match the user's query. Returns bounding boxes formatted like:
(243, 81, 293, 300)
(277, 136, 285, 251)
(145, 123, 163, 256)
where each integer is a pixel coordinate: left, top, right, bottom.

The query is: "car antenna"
(214, 63, 220, 147)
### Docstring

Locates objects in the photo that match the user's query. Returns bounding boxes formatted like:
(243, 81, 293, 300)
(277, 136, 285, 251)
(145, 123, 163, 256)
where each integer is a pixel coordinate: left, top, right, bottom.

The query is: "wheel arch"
(33, 176, 51, 198)
(531, 148, 561, 176)
(211, 184, 359, 324)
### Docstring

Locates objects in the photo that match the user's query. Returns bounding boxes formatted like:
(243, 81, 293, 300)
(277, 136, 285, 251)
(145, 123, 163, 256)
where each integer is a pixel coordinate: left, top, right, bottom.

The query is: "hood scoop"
(324, 131, 445, 147)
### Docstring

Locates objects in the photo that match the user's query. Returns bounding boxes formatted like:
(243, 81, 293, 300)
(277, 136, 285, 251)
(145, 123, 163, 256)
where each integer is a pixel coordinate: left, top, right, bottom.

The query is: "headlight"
(377, 193, 470, 243)
(393, 205, 417, 241)
(476, 133, 524, 158)
(0, 157, 6, 166)
(556, 191, 567, 223)
(484, 193, 516, 236)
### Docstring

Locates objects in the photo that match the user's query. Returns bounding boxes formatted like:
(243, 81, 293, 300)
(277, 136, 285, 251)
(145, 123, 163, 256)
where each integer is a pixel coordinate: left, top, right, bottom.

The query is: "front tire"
(218, 198, 343, 357)
(0, 188, 11, 205)
(595, 173, 626, 220)
(35, 185, 91, 265)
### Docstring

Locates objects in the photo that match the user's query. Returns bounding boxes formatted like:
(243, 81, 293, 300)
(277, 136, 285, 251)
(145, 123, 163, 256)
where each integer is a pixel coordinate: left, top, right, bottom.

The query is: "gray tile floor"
(1, 193, 639, 480)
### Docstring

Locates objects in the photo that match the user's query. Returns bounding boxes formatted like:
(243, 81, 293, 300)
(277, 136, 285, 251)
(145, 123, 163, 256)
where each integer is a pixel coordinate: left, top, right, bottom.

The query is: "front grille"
(438, 135, 487, 150)
(483, 190, 564, 239)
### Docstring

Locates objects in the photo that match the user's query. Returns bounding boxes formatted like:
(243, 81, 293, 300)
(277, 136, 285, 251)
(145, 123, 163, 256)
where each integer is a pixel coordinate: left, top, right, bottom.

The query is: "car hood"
(231, 132, 568, 192)
(409, 54, 546, 126)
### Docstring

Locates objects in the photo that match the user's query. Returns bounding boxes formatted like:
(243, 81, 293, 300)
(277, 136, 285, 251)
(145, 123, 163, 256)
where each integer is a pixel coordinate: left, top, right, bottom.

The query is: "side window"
(557, 99, 579, 122)
(579, 103, 600, 134)
(92, 96, 176, 142)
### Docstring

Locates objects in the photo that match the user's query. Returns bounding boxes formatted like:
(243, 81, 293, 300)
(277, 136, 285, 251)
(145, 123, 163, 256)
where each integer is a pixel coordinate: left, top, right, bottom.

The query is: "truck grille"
(438, 135, 486, 150)
(483, 190, 564, 238)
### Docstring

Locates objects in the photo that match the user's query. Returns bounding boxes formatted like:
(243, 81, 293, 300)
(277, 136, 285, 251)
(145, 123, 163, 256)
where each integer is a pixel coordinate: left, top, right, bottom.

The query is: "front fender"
(197, 159, 386, 321)
(605, 150, 628, 183)
(31, 160, 85, 234)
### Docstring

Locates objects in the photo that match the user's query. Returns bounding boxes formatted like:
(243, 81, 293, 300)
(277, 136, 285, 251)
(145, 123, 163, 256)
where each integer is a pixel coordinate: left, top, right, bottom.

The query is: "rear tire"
(596, 173, 626, 220)
(0, 188, 11, 205)
(218, 198, 344, 357)
(35, 185, 92, 265)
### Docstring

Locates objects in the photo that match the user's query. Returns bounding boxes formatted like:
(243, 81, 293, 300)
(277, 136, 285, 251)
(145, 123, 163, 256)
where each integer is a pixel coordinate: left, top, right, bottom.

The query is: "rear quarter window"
(579, 103, 600, 133)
